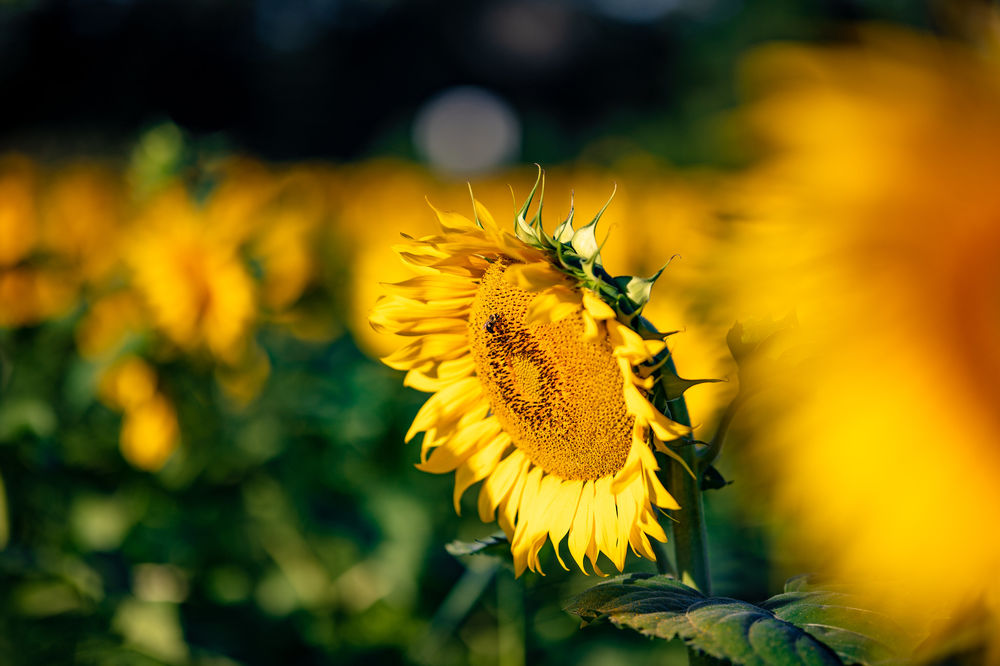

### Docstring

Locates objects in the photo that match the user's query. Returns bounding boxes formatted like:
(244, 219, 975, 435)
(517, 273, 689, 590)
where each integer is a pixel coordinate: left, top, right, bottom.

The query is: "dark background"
(2, 0, 928, 164)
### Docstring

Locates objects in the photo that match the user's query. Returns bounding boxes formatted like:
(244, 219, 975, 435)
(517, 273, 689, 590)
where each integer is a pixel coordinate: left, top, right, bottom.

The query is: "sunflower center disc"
(469, 258, 634, 480)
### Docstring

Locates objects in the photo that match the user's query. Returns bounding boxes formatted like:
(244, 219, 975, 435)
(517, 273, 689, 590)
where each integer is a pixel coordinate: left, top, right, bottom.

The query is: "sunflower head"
(371, 171, 704, 576)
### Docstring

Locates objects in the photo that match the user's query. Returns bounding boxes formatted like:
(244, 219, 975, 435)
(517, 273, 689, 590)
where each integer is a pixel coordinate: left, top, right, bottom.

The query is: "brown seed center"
(468, 258, 634, 480)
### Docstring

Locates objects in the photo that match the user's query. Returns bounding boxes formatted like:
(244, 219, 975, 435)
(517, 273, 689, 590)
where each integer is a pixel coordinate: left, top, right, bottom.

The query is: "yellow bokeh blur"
(720, 26, 1000, 644)
(126, 185, 257, 364)
(99, 356, 159, 412)
(120, 393, 181, 472)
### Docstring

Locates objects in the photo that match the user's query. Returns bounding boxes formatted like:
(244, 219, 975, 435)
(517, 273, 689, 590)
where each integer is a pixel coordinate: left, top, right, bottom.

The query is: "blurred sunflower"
(126, 185, 256, 364)
(99, 355, 180, 471)
(722, 26, 1000, 645)
(371, 175, 701, 576)
(0, 155, 111, 327)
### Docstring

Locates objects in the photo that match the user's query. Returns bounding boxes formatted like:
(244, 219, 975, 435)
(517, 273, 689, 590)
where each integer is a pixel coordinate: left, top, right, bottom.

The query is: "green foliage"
(566, 573, 910, 666)
(444, 532, 509, 558)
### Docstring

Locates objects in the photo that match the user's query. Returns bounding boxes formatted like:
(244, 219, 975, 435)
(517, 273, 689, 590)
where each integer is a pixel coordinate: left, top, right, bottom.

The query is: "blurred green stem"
(658, 356, 716, 665)
(411, 559, 499, 664)
(658, 357, 711, 596)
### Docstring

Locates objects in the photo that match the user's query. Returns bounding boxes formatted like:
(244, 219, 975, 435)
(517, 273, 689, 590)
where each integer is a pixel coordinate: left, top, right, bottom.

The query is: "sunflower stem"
(659, 358, 711, 597)
(651, 538, 676, 576)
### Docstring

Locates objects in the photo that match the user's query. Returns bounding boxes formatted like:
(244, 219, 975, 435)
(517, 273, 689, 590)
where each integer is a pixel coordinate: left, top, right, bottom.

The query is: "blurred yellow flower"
(127, 186, 256, 364)
(40, 162, 125, 282)
(99, 356, 159, 411)
(75, 291, 146, 359)
(723, 27, 1000, 642)
(249, 167, 335, 311)
(0, 267, 76, 328)
(0, 156, 129, 328)
(0, 155, 37, 268)
(98, 355, 180, 471)
(207, 159, 341, 341)
(0, 156, 76, 326)
(120, 393, 180, 472)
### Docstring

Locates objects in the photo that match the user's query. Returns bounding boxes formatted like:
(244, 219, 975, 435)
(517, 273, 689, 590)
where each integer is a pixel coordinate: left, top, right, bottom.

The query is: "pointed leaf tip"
(661, 374, 722, 401)
(445, 531, 510, 557)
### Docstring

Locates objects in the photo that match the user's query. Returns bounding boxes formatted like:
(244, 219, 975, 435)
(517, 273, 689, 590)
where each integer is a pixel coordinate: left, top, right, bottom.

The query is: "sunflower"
(371, 174, 702, 576)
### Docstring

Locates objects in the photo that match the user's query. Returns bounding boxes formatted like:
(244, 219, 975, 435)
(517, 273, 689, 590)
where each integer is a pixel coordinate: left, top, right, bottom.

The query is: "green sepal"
(661, 374, 722, 402)
(514, 167, 544, 245)
(612, 255, 675, 314)
(700, 464, 730, 491)
(570, 219, 601, 266)
(628, 314, 678, 341)
(569, 183, 615, 265)
(552, 194, 576, 243)
(613, 272, 658, 311)
(528, 170, 546, 236)
(466, 183, 486, 229)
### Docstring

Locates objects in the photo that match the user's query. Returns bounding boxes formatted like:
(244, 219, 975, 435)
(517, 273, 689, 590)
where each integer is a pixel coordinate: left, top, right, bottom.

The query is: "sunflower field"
(2, 1, 999, 665)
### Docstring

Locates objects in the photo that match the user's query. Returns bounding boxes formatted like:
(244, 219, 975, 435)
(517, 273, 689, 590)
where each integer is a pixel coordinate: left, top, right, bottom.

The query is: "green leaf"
(444, 532, 509, 557)
(566, 574, 909, 666)
(763, 577, 915, 663)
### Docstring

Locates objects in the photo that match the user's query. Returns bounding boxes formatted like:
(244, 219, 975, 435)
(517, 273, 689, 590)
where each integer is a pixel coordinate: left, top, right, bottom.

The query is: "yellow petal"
(638, 502, 669, 543)
(609, 320, 665, 362)
(568, 480, 595, 574)
(523, 286, 580, 326)
(403, 356, 477, 392)
(622, 375, 690, 441)
(514, 472, 562, 575)
(512, 466, 544, 576)
(380, 274, 478, 300)
(416, 420, 500, 473)
(473, 199, 496, 230)
(478, 448, 527, 523)
(453, 436, 509, 514)
(547, 480, 583, 571)
(629, 517, 657, 560)
(381, 334, 468, 371)
(582, 289, 616, 320)
(427, 199, 477, 233)
(611, 438, 645, 494)
(615, 480, 638, 569)
(498, 454, 531, 539)
(645, 463, 681, 511)
(581, 311, 603, 343)
(405, 377, 482, 441)
(593, 477, 622, 571)
(504, 262, 569, 292)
